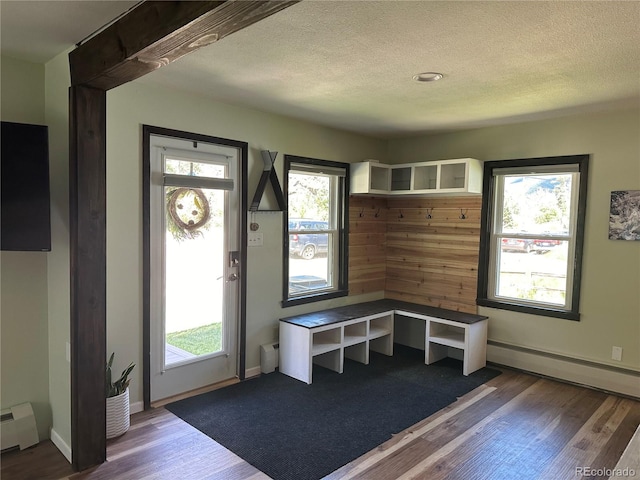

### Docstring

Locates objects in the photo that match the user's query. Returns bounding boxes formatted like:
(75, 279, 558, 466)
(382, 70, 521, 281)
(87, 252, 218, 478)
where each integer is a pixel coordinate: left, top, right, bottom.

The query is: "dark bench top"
(280, 299, 488, 329)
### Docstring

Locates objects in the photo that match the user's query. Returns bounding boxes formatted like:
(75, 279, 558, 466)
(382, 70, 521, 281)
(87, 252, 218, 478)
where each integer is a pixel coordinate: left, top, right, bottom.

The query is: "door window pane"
(165, 157, 225, 178)
(164, 186, 224, 365)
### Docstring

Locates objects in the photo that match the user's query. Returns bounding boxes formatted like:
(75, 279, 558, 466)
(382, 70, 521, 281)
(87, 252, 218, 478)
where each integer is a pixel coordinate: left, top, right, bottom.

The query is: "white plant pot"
(106, 388, 130, 439)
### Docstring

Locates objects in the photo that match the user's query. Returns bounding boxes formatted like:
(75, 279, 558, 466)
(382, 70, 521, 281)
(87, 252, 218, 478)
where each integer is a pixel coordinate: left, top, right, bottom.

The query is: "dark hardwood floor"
(2, 368, 639, 480)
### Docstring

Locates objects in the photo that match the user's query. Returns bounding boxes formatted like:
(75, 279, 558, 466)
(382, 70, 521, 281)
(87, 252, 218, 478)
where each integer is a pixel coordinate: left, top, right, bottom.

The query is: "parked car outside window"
(501, 237, 535, 253)
(289, 219, 328, 259)
(501, 236, 562, 254)
(533, 238, 561, 249)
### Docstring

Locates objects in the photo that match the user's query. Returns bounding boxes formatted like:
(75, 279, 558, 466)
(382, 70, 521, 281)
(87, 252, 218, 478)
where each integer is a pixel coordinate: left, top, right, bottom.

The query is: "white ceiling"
(2, 1, 639, 138)
(0, 1, 140, 64)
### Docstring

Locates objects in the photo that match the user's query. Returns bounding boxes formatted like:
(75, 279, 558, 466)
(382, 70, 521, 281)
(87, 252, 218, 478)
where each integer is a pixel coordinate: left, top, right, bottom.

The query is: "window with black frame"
(477, 155, 589, 320)
(282, 155, 349, 307)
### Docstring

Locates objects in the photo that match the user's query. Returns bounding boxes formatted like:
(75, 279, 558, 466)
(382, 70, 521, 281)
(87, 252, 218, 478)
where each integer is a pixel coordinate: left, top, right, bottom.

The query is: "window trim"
(282, 155, 349, 307)
(477, 154, 589, 321)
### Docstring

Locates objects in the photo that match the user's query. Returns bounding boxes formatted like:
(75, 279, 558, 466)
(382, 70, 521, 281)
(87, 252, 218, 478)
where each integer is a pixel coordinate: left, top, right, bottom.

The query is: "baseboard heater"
(1, 402, 39, 452)
(260, 342, 279, 374)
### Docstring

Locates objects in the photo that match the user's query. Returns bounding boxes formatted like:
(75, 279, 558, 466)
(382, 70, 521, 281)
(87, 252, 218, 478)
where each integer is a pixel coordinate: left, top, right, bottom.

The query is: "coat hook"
(359, 207, 365, 217)
(459, 209, 468, 220)
(426, 208, 433, 219)
(398, 210, 404, 219)
(374, 208, 380, 218)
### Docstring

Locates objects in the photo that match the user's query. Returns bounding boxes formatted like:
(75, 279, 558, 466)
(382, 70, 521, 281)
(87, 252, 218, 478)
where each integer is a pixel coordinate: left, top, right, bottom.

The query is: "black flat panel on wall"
(1, 121, 51, 251)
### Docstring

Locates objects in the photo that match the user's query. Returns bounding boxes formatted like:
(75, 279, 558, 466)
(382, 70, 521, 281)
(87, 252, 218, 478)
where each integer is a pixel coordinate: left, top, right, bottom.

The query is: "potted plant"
(106, 352, 135, 439)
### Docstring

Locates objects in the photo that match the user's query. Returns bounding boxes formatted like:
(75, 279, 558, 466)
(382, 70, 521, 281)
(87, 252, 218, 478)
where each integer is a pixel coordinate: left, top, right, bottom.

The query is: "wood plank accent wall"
(385, 196, 482, 313)
(349, 196, 388, 295)
(349, 195, 482, 314)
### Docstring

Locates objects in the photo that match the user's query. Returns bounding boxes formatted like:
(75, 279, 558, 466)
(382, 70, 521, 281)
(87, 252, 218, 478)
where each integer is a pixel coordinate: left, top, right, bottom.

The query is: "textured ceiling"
(2, 1, 639, 138)
(0, 1, 139, 63)
(141, 0, 640, 137)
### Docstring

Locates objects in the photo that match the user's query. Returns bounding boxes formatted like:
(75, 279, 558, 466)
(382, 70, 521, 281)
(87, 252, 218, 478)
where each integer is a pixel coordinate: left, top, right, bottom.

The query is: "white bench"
(279, 300, 488, 384)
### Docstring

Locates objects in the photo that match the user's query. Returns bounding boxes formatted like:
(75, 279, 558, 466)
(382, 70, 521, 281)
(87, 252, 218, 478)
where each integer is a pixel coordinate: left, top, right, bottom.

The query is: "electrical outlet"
(612, 346, 623, 361)
(248, 232, 263, 247)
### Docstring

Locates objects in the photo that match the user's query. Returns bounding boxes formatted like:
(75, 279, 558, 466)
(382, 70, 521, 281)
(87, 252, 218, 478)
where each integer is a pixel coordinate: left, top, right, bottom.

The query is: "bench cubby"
(279, 300, 488, 384)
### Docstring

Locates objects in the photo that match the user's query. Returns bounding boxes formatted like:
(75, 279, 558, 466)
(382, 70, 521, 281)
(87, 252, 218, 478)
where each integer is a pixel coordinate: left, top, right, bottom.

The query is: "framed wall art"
(609, 190, 640, 240)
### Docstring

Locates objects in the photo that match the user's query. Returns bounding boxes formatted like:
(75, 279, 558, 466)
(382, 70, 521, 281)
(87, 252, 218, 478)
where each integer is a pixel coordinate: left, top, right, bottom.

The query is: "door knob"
(228, 273, 238, 281)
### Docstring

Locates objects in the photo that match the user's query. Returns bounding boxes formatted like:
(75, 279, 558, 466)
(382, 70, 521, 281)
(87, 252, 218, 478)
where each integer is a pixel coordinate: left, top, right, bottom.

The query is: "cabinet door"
(439, 161, 467, 190)
(413, 164, 438, 191)
(351, 161, 390, 194)
(370, 164, 390, 191)
(390, 167, 412, 192)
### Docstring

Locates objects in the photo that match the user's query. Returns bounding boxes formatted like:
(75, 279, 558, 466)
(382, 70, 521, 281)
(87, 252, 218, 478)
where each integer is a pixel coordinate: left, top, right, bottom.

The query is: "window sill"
(282, 289, 349, 308)
(477, 298, 580, 321)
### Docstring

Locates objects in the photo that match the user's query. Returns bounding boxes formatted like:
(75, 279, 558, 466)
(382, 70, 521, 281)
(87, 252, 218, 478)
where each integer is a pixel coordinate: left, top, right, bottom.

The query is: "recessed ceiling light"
(412, 72, 444, 82)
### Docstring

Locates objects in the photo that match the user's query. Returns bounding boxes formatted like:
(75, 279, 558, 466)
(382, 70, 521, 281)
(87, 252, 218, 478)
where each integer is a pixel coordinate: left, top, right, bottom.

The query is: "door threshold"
(151, 377, 240, 408)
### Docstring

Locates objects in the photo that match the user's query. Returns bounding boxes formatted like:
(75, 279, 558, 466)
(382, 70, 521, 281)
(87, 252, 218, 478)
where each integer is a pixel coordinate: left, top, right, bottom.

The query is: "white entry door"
(149, 133, 241, 402)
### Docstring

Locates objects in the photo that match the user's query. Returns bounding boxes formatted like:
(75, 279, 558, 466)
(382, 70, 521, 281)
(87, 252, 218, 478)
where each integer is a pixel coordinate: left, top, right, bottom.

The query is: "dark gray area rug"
(166, 344, 500, 480)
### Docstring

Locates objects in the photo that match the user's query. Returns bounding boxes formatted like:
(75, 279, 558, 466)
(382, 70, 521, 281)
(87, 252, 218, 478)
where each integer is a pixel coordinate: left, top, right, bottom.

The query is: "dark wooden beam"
(69, 84, 107, 470)
(67, 0, 299, 471)
(69, 0, 299, 89)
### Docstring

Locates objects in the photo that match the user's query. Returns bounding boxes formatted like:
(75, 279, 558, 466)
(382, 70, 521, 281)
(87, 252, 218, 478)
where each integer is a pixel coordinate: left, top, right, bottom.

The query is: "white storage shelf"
(343, 321, 367, 347)
(279, 303, 487, 384)
(369, 316, 392, 339)
(280, 313, 394, 384)
(351, 158, 483, 196)
(428, 322, 465, 349)
(311, 327, 342, 356)
(424, 316, 488, 376)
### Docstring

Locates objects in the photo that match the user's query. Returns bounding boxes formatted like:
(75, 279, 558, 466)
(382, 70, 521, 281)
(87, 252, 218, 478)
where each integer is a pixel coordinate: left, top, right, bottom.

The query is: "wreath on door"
(166, 187, 211, 240)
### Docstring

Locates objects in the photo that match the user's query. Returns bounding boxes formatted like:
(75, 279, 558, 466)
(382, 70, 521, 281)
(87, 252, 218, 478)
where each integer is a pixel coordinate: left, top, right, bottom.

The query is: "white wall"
(106, 80, 387, 405)
(387, 108, 640, 382)
(0, 56, 51, 441)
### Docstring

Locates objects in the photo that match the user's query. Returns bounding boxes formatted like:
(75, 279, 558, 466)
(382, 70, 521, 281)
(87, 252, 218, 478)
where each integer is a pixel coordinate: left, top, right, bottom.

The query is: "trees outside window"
(283, 155, 349, 307)
(477, 155, 589, 320)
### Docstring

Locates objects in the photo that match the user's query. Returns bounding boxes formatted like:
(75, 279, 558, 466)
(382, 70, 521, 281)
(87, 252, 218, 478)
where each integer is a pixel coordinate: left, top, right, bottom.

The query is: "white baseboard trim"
(245, 366, 262, 379)
(487, 342, 640, 398)
(50, 427, 72, 463)
(130, 401, 144, 415)
(49, 402, 143, 464)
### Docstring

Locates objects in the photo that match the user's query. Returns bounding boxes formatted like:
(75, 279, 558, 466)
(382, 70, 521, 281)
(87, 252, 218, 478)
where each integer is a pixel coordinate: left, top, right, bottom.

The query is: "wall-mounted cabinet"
(390, 167, 412, 192)
(351, 158, 483, 195)
(350, 161, 390, 194)
(413, 164, 438, 191)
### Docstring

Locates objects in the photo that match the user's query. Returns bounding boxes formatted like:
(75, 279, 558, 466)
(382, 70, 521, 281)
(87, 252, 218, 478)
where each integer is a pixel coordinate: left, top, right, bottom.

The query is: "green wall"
(106, 80, 387, 406)
(2, 50, 638, 463)
(387, 107, 640, 373)
(44, 50, 73, 459)
(0, 56, 51, 442)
